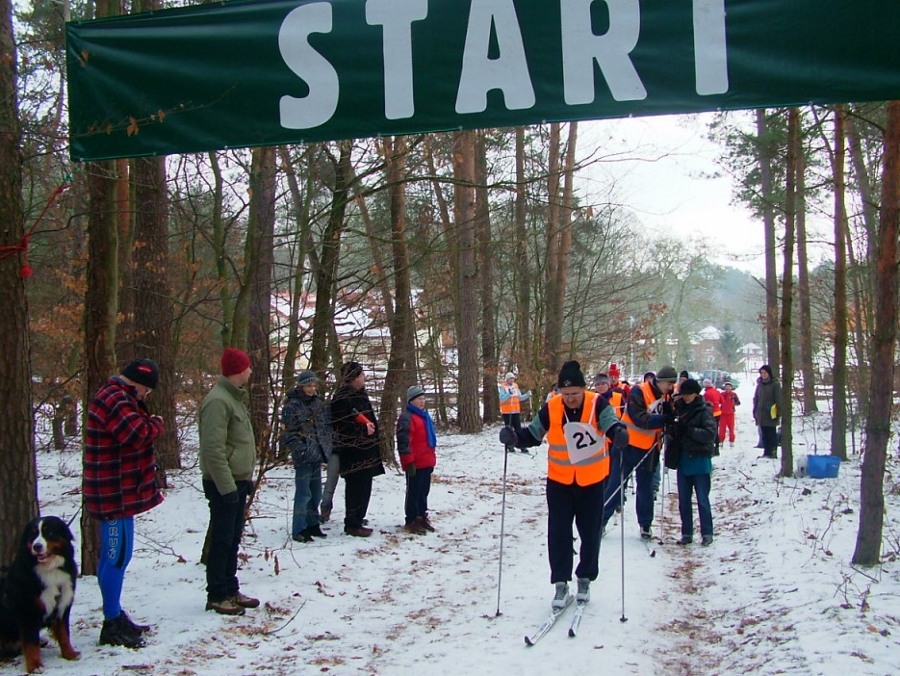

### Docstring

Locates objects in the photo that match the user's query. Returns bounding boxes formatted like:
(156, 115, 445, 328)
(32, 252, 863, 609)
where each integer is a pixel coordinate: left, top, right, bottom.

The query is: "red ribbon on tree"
(0, 182, 70, 279)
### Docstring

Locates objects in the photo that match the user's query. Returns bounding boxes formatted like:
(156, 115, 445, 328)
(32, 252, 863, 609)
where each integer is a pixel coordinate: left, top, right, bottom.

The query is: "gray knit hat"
(407, 385, 426, 402)
(296, 370, 319, 386)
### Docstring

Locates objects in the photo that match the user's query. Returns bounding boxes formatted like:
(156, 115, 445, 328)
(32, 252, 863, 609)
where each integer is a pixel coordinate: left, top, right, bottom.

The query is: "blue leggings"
(98, 517, 134, 620)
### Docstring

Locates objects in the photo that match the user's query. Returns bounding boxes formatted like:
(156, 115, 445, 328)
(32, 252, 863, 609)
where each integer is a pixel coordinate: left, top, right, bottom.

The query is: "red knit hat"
(221, 347, 251, 376)
(609, 363, 620, 377)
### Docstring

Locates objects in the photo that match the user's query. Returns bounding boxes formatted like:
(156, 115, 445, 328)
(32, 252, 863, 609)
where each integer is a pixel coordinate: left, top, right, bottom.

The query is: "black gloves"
(405, 464, 417, 478)
(499, 426, 518, 447)
(221, 490, 239, 504)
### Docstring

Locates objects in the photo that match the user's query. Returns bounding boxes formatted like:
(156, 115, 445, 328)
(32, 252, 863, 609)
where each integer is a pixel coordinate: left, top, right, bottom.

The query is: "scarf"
(407, 403, 437, 449)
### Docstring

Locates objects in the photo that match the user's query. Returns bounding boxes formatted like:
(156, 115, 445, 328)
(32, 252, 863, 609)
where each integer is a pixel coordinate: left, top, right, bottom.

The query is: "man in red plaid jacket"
(83, 358, 164, 649)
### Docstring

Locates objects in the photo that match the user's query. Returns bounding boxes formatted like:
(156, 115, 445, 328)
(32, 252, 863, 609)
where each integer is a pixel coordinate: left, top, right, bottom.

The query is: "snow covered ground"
(7, 380, 900, 675)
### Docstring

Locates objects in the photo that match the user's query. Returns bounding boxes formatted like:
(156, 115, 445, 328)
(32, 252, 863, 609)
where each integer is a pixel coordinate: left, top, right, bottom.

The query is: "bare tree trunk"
(554, 122, 578, 357)
(310, 142, 351, 373)
(795, 134, 817, 414)
(543, 124, 562, 372)
(757, 109, 780, 369)
(209, 152, 234, 348)
(81, 160, 120, 575)
(244, 147, 277, 460)
(453, 131, 481, 433)
(378, 136, 416, 460)
(0, 0, 38, 565)
(115, 159, 133, 360)
(831, 106, 849, 460)
(475, 131, 499, 423)
(132, 155, 180, 477)
(779, 108, 798, 477)
(278, 145, 317, 386)
(852, 100, 900, 567)
(514, 128, 531, 371)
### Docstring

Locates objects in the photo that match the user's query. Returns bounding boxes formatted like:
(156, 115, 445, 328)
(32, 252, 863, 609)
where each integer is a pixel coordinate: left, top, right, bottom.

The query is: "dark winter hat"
(296, 370, 319, 386)
(593, 372, 610, 386)
(759, 364, 773, 378)
(407, 385, 426, 402)
(221, 347, 251, 377)
(557, 360, 586, 388)
(121, 358, 159, 389)
(679, 370, 690, 380)
(656, 365, 678, 382)
(679, 378, 702, 396)
(341, 361, 363, 382)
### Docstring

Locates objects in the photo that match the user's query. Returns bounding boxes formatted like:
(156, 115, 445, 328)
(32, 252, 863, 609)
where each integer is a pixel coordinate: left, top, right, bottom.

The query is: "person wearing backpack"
(667, 378, 718, 546)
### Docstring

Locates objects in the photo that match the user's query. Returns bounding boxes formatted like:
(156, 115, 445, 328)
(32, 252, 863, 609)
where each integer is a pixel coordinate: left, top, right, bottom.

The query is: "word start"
(278, 0, 728, 129)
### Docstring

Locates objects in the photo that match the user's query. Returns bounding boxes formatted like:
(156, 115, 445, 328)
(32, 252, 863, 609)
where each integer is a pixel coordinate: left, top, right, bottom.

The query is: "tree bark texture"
(81, 159, 120, 575)
(475, 132, 499, 423)
(0, 0, 38, 566)
(831, 106, 849, 460)
(757, 109, 780, 370)
(310, 142, 351, 374)
(795, 138, 817, 414)
(453, 131, 481, 433)
(378, 136, 416, 461)
(778, 108, 798, 477)
(132, 155, 180, 477)
(852, 100, 900, 567)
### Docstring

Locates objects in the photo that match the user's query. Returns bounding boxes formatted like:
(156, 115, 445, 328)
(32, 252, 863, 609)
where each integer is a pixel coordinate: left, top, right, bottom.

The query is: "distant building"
(738, 343, 765, 372)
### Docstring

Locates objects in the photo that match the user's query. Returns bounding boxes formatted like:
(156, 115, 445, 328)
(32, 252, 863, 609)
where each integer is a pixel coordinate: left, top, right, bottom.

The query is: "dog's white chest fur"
(36, 559, 74, 621)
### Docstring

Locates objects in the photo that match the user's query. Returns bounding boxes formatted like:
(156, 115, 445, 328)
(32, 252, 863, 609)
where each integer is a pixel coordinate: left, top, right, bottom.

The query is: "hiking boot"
(416, 516, 435, 533)
(676, 535, 693, 545)
(307, 525, 328, 538)
(701, 534, 714, 547)
(205, 598, 246, 616)
(231, 592, 260, 609)
(575, 578, 590, 603)
(320, 507, 332, 523)
(120, 609, 152, 634)
(99, 614, 146, 649)
(552, 582, 570, 610)
(403, 521, 426, 535)
(344, 525, 373, 538)
(640, 526, 652, 541)
(292, 531, 313, 543)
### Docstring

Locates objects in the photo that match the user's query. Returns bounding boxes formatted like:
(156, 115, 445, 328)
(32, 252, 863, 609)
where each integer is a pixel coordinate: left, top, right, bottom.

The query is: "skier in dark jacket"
(280, 370, 332, 543)
(330, 362, 385, 537)
(667, 378, 718, 546)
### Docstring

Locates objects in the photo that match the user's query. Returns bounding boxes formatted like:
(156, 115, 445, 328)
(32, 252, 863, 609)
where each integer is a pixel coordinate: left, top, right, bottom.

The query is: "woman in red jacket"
(396, 385, 438, 535)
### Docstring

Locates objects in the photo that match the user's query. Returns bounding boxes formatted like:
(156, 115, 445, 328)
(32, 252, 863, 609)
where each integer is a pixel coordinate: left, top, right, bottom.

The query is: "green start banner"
(66, 0, 900, 161)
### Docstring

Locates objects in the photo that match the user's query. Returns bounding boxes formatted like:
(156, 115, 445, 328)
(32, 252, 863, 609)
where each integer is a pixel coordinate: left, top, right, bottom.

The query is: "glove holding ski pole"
(499, 425, 519, 449)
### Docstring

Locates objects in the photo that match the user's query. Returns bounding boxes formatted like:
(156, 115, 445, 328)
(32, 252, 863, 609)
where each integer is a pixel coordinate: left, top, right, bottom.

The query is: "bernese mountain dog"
(0, 516, 80, 673)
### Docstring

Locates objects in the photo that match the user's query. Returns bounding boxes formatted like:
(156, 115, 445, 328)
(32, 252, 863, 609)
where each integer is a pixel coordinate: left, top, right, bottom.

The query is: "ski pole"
(619, 448, 628, 623)
(495, 443, 510, 617)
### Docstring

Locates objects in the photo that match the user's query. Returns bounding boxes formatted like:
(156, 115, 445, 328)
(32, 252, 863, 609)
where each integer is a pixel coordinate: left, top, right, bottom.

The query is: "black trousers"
(760, 426, 779, 457)
(203, 479, 250, 602)
(502, 413, 521, 450)
(546, 478, 606, 584)
(344, 472, 373, 528)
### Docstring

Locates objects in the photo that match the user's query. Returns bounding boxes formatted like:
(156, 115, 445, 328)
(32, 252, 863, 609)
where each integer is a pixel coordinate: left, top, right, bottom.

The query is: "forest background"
(1, 1, 899, 580)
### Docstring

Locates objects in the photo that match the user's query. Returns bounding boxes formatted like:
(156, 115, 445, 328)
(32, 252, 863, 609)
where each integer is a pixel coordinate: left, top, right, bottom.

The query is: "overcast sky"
(578, 111, 767, 276)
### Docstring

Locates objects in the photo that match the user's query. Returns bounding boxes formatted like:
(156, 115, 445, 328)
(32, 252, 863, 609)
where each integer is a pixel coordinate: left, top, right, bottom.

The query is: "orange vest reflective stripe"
(620, 381, 662, 451)
(609, 390, 625, 419)
(500, 385, 521, 414)
(546, 391, 610, 486)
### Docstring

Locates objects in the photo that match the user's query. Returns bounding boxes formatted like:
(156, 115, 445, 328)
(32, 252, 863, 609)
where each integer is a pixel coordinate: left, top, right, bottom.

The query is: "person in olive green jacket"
(198, 348, 259, 616)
